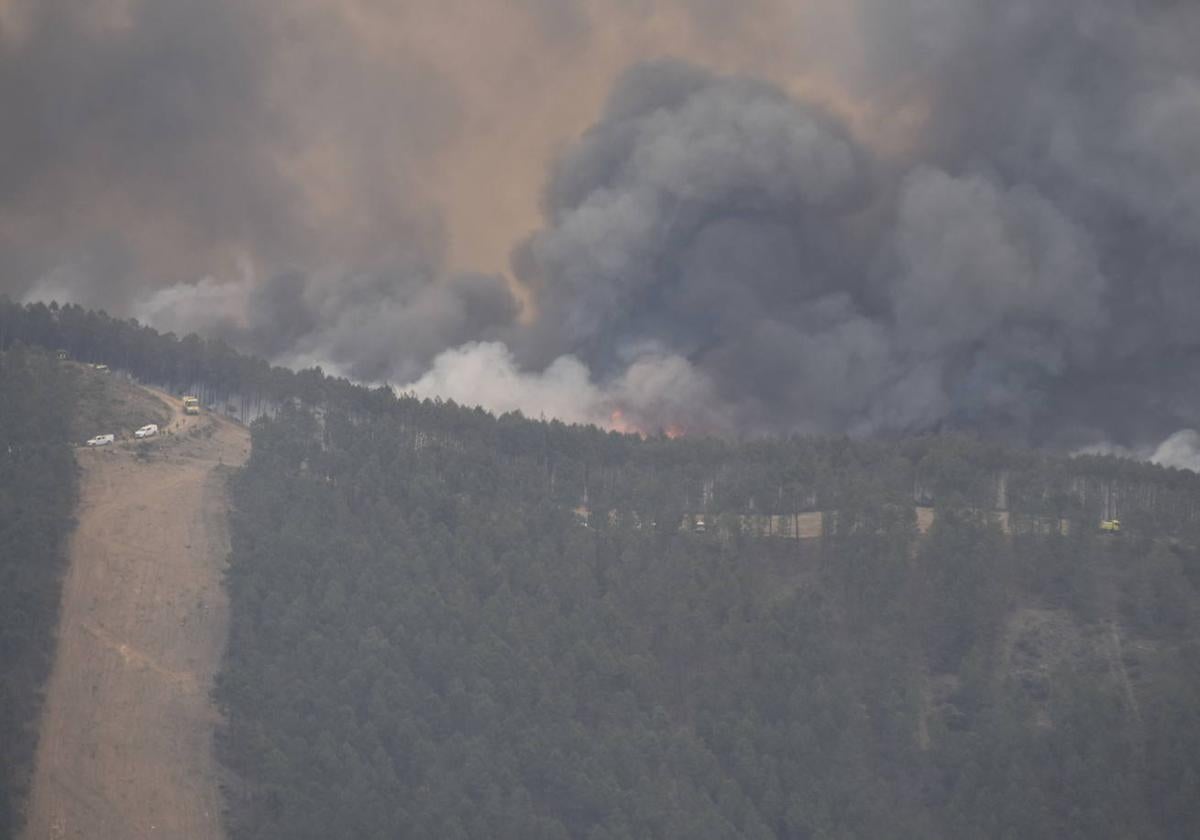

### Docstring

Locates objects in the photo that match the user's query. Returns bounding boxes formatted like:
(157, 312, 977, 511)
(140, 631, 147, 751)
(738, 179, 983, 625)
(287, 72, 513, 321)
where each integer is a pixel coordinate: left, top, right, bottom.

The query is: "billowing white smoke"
(134, 274, 252, 337)
(1150, 430, 1200, 473)
(1076, 429, 1200, 475)
(402, 341, 728, 434)
(403, 342, 601, 424)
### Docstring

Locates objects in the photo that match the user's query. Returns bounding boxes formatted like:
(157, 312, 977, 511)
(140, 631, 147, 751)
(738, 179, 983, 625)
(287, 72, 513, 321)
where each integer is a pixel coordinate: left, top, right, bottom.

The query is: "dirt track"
(23, 390, 249, 840)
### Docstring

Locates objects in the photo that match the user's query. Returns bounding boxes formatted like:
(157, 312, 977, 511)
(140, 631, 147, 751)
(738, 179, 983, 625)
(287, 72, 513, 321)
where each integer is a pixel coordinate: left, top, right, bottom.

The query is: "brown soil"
(64, 365, 170, 444)
(22, 388, 249, 840)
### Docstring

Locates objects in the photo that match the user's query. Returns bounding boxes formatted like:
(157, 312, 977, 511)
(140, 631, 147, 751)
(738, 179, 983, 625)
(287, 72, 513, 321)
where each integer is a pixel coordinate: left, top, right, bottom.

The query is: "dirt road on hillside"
(23, 391, 249, 840)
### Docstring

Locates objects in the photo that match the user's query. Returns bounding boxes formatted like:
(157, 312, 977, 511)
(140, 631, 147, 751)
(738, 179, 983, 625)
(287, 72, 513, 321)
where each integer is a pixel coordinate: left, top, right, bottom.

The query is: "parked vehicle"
(182, 396, 200, 415)
(134, 424, 159, 439)
(86, 434, 115, 447)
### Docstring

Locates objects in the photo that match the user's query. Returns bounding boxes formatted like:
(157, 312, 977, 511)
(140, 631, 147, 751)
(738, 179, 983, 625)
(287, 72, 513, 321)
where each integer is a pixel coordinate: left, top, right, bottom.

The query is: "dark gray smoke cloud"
(2, 1, 297, 292)
(869, 0, 1200, 446)
(1, 0, 499, 380)
(508, 61, 882, 433)
(6, 0, 1200, 449)
(501, 59, 1113, 437)
(483, 3, 1200, 445)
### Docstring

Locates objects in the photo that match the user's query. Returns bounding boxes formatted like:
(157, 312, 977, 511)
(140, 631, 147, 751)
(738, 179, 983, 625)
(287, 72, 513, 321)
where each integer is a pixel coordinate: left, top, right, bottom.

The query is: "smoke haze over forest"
(4, 0, 1200, 458)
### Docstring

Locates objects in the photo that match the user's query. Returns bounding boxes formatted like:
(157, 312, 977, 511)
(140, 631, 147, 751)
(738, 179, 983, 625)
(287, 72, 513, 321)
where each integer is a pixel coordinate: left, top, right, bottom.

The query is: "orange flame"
(609, 409, 635, 435)
(609, 410, 687, 440)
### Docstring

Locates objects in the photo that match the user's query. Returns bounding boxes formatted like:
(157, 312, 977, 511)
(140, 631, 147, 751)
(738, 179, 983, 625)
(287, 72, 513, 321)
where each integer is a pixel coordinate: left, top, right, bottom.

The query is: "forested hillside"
(0, 347, 79, 837)
(1, 299, 395, 420)
(216, 401, 1200, 839)
(6, 299, 1200, 837)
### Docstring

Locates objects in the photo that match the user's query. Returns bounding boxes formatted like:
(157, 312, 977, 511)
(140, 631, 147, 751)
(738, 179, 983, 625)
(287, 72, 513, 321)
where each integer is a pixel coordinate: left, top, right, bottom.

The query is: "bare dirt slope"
(23, 389, 249, 840)
(65, 365, 170, 444)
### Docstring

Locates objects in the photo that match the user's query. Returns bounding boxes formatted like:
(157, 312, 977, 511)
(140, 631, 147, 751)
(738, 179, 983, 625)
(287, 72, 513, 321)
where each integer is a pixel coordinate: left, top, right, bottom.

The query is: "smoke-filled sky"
(4, 0, 1200, 454)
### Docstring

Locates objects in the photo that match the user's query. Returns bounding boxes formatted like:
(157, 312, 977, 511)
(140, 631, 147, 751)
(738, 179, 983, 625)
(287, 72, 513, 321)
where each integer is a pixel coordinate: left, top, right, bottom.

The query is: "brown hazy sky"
(392, 0, 895, 275)
(0, 0, 920, 292)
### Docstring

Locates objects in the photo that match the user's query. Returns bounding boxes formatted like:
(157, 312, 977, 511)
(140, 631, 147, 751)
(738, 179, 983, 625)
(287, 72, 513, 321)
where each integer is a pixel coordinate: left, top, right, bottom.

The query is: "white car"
(134, 424, 159, 439)
(86, 434, 115, 447)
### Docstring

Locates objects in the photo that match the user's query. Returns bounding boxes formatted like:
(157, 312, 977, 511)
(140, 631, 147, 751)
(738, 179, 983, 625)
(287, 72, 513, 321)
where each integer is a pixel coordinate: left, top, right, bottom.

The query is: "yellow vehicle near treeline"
(182, 396, 200, 415)
(1100, 519, 1122, 534)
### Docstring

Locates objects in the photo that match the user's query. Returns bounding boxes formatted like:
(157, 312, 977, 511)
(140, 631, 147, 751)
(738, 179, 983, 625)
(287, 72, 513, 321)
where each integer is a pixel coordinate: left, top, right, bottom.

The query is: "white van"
(134, 424, 159, 439)
(86, 434, 115, 447)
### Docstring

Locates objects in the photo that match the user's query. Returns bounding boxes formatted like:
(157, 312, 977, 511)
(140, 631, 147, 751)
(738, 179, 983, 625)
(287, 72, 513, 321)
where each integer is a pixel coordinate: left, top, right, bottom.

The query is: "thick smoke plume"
(4, 1, 1200, 453)
(134, 268, 517, 384)
(494, 1, 1200, 448)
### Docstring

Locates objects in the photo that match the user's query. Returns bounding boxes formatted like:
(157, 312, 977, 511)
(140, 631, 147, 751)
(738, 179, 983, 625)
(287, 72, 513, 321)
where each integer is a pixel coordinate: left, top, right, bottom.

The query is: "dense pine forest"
(217, 401, 1200, 839)
(5, 299, 1200, 838)
(1, 299, 399, 420)
(0, 347, 78, 837)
